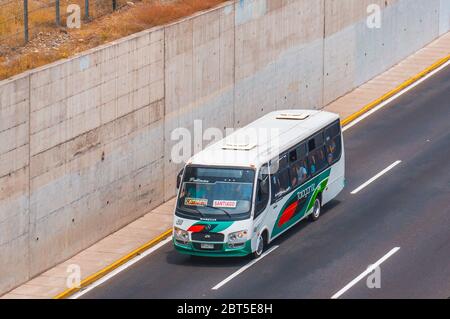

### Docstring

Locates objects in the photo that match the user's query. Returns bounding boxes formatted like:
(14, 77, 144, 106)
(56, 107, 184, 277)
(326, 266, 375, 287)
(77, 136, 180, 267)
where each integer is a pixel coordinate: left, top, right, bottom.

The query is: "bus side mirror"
(176, 168, 184, 189)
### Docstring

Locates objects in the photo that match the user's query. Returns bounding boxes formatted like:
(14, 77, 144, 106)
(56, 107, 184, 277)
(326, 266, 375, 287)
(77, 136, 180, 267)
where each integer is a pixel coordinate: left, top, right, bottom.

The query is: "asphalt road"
(82, 64, 450, 299)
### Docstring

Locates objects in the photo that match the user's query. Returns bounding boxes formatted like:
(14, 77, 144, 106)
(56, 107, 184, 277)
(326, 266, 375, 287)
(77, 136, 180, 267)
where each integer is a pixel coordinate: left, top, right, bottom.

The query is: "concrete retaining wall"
(440, 0, 450, 36)
(0, 75, 30, 292)
(323, 0, 442, 104)
(0, 0, 448, 295)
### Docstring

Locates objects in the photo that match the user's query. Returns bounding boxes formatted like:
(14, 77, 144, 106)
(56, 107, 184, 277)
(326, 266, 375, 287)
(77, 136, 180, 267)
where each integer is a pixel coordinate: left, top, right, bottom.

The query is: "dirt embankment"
(0, 0, 227, 80)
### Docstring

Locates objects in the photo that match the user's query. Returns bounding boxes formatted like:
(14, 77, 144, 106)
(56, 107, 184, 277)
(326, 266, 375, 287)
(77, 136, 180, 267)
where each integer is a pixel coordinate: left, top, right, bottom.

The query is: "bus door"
(253, 164, 270, 235)
(268, 154, 292, 230)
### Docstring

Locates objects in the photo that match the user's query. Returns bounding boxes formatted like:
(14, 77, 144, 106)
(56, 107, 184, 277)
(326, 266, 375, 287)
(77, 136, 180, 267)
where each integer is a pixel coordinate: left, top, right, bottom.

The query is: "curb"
(341, 54, 450, 127)
(54, 54, 450, 299)
(54, 229, 173, 299)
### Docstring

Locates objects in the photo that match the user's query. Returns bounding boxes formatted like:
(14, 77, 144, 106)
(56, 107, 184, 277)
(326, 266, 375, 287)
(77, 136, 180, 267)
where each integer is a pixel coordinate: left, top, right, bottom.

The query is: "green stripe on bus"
(271, 168, 331, 238)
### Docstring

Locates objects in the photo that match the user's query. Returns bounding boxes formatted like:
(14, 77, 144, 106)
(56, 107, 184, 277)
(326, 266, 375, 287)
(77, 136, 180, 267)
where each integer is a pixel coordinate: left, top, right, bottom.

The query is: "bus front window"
(177, 166, 255, 220)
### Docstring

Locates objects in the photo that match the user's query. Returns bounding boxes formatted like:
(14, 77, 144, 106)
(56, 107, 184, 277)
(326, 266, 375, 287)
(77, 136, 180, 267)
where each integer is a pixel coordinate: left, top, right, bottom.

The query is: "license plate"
(200, 243, 214, 249)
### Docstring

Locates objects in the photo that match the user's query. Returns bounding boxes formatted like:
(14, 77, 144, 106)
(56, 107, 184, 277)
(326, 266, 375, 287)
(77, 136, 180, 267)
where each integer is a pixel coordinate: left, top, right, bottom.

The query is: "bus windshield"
(176, 166, 255, 220)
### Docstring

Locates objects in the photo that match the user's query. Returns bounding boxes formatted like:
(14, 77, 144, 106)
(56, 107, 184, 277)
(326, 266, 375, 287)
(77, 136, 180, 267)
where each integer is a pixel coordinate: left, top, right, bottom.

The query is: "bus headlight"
(174, 227, 189, 243)
(228, 230, 248, 243)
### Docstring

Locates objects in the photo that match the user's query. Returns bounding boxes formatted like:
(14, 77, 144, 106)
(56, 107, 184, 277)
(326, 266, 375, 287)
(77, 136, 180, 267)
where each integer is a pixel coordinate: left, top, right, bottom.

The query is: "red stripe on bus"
(278, 201, 298, 227)
(188, 225, 206, 233)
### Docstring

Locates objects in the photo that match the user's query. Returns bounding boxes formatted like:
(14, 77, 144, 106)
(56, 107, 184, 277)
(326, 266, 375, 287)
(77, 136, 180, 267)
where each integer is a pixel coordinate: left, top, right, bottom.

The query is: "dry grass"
(0, 0, 228, 80)
(0, 52, 61, 79)
(0, 1, 24, 41)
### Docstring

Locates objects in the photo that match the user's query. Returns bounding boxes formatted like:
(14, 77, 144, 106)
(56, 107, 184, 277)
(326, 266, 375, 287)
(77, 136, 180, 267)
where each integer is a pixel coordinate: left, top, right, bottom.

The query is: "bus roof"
(189, 110, 340, 168)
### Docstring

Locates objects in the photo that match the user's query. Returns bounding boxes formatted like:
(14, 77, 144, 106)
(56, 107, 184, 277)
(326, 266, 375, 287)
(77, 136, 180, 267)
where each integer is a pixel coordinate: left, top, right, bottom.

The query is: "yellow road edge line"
(53, 54, 450, 300)
(340, 54, 450, 126)
(53, 228, 173, 299)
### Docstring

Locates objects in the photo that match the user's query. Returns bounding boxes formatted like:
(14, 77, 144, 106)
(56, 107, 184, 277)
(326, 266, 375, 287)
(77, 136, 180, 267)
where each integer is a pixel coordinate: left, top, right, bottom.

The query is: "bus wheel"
(252, 232, 266, 259)
(309, 197, 321, 222)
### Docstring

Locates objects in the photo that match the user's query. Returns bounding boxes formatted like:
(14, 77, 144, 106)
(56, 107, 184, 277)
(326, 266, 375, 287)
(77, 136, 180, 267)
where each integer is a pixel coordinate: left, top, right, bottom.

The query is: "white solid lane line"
(70, 236, 173, 299)
(350, 160, 402, 195)
(212, 245, 279, 290)
(342, 60, 450, 132)
(331, 247, 401, 299)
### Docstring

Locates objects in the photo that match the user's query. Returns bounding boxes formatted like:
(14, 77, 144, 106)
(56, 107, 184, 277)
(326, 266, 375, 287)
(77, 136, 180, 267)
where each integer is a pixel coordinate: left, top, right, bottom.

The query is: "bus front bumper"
(173, 239, 252, 257)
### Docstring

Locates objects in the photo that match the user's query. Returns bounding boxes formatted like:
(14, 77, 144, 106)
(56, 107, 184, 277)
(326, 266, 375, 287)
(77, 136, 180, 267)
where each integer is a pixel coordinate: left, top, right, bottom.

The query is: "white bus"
(173, 110, 345, 258)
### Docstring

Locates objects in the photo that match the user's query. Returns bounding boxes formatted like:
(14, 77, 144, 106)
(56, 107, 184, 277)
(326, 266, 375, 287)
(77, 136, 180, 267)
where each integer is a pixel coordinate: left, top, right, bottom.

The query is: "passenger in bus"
(310, 155, 317, 175)
(290, 174, 298, 188)
(291, 161, 308, 187)
(318, 149, 326, 168)
(234, 183, 252, 200)
(212, 182, 227, 200)
(183, 184, 193, 198)
(298, 161, 308, 182)
(194, 184, 211, 201)
(327, 140, 337, 164)
(272, 175, 281, 194)
(290, 164, 299, 187)
(272, 175, 289, 197)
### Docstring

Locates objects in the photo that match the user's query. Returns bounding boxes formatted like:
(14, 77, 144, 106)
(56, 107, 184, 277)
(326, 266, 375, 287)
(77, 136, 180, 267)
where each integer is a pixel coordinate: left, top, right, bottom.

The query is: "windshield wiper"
(204, 205, 233, 219)
(180, 206, 206, 218)
(192, 207, 207, 218)
(179, 204, 233, 219)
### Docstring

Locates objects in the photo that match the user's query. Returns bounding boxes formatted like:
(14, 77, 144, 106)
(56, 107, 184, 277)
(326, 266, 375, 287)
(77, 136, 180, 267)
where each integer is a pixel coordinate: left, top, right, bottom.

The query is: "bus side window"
(307, 130, 328, 176)
(325, 121, 341, 142)
(274, 169, 291, 197)
(270, 175, 280, 200)
(308, 147, 328, 176)
(289, 149, 297, 163)
(270, 155, 291, 202)
(289, 143, 309, 189)
(325, 121, 342, 165)
(326, 136, 342, 164)
(290, 159, 309, 188)
(254, 165, 270, 219)
(308, 139, 316, 152)
(308, 132, 324, 153)
(317, 147, 328, 171)
(308, 153, 317, 175)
